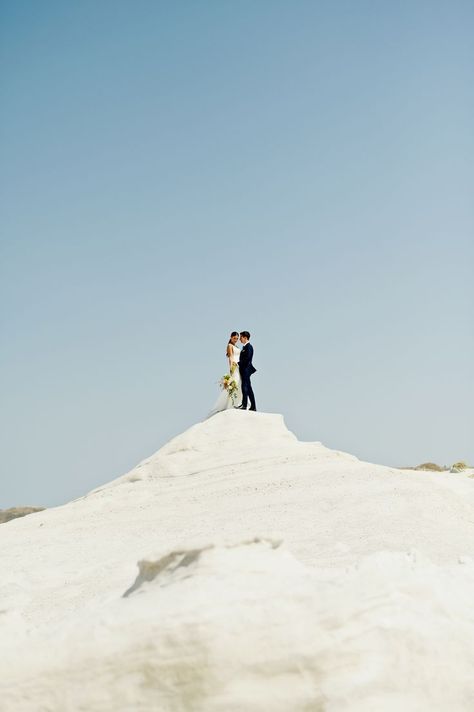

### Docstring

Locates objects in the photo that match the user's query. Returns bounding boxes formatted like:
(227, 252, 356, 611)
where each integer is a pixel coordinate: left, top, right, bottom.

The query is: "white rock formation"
(1, 410, 473, 711)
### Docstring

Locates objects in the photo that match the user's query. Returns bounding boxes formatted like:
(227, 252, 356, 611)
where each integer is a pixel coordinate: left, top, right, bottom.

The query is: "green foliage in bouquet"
(219, 373, 239, 404)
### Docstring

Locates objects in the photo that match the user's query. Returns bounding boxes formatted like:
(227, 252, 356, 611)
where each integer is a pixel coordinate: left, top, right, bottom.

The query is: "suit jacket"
(239, 343, 257, 376)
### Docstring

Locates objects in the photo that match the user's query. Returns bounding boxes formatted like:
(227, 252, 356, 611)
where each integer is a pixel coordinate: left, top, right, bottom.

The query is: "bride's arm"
(226, 344, 235, 373)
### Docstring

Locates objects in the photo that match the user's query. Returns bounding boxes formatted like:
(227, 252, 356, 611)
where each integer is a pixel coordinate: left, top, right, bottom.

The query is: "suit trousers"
(240, 372, 256, 410)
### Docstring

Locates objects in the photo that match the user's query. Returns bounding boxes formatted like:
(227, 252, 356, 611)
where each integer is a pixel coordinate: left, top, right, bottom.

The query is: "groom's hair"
(240, 331, 250, 339)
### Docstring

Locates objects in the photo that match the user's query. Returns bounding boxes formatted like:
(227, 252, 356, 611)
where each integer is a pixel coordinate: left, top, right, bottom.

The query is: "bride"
(208, 331, 242, 416)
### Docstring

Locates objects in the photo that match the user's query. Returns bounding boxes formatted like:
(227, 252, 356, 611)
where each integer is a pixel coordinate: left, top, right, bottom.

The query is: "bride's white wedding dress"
(208, 343, 242, 416)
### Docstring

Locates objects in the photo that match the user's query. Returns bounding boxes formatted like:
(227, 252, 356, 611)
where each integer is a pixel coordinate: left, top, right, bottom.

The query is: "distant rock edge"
(0, 507, 45, 524)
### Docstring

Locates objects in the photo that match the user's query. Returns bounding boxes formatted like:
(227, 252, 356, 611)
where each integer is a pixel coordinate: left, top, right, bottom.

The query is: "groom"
(236, 331, 257, 411)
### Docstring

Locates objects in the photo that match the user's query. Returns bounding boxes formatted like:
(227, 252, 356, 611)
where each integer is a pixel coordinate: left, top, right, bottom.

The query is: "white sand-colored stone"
(1, 410, 473, 711)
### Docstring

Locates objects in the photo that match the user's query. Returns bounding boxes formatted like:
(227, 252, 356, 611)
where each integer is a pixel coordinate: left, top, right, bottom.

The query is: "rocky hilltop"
(0, 410, 473, 711)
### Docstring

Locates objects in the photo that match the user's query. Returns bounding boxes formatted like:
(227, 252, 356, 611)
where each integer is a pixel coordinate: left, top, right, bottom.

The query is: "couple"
(210, 331, 257, 416)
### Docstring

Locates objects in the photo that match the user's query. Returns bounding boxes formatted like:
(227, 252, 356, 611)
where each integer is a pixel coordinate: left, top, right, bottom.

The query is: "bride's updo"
(227, 331, 239, 353)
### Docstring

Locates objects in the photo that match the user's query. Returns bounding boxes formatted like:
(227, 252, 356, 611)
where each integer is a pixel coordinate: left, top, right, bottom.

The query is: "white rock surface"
(1, 410, 473, 711)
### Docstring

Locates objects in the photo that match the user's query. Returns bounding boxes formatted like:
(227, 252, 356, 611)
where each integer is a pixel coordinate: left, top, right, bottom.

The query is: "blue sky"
(1, 1, 473, 508)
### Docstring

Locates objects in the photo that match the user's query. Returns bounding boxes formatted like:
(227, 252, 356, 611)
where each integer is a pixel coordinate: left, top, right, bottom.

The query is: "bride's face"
(231, 334, 239, 345)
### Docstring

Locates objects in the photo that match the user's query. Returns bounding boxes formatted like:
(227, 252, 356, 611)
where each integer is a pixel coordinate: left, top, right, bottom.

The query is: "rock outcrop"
(0, 411, 473, 711)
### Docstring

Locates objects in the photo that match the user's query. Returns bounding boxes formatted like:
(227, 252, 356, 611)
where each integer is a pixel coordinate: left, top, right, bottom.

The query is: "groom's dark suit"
(239, 342, 257, 410)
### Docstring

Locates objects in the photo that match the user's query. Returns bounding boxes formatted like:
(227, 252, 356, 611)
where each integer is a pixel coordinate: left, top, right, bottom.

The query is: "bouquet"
(219, 373, 239, 404)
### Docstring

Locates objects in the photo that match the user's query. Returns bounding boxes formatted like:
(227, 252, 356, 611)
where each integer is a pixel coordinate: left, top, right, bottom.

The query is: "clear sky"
(1, 0, 473, 508)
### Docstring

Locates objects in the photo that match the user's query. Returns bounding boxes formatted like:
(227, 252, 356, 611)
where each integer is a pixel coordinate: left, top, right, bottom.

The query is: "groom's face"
(240, 335, 248, 344)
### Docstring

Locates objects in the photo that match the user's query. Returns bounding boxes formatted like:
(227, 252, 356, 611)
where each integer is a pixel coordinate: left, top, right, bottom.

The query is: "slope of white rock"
(1, 410, 473, 711)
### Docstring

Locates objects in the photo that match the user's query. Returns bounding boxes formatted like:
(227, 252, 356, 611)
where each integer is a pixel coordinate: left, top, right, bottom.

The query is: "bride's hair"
(227, 331, 239, 353)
